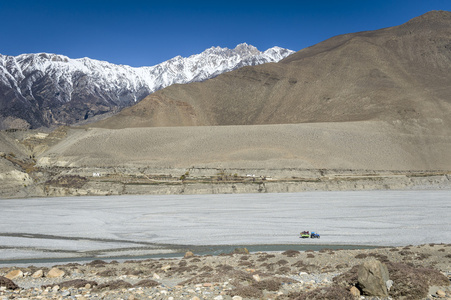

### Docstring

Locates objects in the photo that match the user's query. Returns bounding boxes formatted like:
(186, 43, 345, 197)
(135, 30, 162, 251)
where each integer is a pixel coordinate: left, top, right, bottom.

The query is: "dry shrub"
(290, 260, 318, 273)
(256, 253, 275, 262)
(216, 264, 234, 272)
(199, 266, 213, 272)
(277, 291, 303, 300)
(282, 250, 300, 257)
(134, 279, 159, 287)
(265, 263, 277, 271)
(174, 265, 196, 274)
(124, 259, 137, 264)
(178, 272, 212, 285)
(354, 253, 367, 259)
(95, 280, 133, 290)
(336, 263, 349, 269)
(240, 255, 250, 260)
(306, 254, 315, 258)
(277, 259, 289, 265)
(64, 263, 81, 267)
(238, 261, 254, 267)
(125, 269, 143, 276)
(252, 278, 282, 291)
(57, 279, 98, 288)
(319, 248, 332, 253)
(0, 276, 19, 290)
(415, 253, 431, 261)
(438, 249, 445, 252)
(278, 266, 291, 273)
(219, 253, 234, 257)
(228, 269, 254, 283)
(387, 262, 449, 299)
(97, 270, 117, 277)
(190, 257, 201, 262)
(178, 260, 187, 267)
(180, 268, 254, 286)
(291, 260, 306, 268)
(368, 253, 389, 263)
(296, 285, 354, 300)
(87, 260, 107, 266)
(228, 285, 263, 298)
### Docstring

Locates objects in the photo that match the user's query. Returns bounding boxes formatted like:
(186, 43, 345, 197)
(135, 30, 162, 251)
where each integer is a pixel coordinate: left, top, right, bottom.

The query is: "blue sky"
(1, 0, 450, 67)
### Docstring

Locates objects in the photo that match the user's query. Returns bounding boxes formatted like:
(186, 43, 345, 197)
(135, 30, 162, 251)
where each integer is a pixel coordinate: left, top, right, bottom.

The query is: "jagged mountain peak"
(0, 44, 294, 129)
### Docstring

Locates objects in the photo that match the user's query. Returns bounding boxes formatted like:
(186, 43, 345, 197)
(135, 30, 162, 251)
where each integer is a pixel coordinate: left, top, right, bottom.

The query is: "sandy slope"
(38, 121, 451, 171)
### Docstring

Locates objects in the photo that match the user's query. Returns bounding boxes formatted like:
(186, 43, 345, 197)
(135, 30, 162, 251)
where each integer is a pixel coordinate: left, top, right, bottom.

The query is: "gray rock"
(357, 259, 389, 297)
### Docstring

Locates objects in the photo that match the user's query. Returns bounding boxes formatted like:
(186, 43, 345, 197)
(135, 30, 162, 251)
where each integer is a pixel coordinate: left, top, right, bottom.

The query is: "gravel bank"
(1, 244, 450, 299)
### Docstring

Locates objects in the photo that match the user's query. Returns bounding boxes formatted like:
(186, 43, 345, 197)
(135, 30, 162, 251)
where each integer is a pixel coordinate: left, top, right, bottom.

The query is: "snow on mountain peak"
(0, 44, 295, 128)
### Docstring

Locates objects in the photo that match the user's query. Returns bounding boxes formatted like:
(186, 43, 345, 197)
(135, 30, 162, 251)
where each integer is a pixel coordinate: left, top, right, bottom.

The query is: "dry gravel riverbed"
(1, 244, 451, 300)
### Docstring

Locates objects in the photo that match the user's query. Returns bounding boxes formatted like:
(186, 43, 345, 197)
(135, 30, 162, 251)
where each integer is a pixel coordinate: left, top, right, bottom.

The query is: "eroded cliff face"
(1, 126, 450, 199)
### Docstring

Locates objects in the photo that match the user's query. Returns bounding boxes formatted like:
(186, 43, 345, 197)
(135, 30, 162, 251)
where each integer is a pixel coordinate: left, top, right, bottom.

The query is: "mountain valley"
(1, 11, 451, 198)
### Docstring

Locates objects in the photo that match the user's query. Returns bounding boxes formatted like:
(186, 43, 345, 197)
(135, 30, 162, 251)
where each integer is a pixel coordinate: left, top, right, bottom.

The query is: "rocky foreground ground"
(1, 244, 450, 300)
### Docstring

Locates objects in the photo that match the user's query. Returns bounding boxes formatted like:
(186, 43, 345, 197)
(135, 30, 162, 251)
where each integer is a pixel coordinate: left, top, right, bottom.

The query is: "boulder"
(436, 289, 446, 298)
(357, 259, 389, 297)
(5, 270, 23, 280)
(0, 276, 19, 290)
(161, 265, 171, 272)
(233, 248, 249, 254)
(46, 267, 65, 278)
(184, 251, 194, 258)
(350, 286, 360, 297)
(31, 270, 43, 278)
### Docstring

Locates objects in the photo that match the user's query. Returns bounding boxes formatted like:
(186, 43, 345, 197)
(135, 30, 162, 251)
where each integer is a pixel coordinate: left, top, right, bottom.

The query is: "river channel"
(0, 190, 449, 266)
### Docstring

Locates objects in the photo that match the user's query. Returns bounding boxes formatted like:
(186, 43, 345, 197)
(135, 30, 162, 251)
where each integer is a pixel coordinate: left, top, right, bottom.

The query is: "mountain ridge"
(93, 10, 451, 129)
(0, 43, 294, 129)
(1, 11, 450, 198)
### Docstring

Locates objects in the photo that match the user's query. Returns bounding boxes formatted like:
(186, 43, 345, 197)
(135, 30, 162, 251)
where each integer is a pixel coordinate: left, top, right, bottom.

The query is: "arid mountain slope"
(93, 11, 451, 129)
(38, 121, 451, 170)
(2, 11, 451, 198)
(0, 44, 293, 130)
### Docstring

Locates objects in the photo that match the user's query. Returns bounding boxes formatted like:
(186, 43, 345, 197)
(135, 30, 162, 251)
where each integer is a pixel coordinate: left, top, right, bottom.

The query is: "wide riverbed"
(0, 190, 450, 264)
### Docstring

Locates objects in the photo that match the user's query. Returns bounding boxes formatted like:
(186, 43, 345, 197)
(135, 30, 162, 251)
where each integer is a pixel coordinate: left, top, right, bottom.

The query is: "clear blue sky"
(1, 0, 450, 67)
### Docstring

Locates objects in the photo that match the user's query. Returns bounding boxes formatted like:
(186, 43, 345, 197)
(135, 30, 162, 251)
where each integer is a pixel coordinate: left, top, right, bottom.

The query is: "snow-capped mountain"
(0, 43, 294, 129)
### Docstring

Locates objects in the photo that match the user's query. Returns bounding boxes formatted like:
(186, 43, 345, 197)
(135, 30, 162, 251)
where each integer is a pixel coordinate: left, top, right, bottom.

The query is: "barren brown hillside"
(2, 11, 451, 198)
(93, 11, 451, 129)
